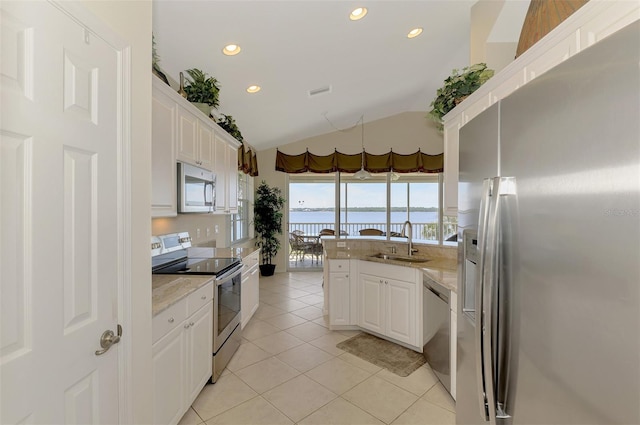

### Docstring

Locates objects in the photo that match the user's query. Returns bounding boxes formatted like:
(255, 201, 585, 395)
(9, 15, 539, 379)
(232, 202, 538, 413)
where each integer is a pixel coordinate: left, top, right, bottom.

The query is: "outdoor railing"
(288, 222, 458, 242)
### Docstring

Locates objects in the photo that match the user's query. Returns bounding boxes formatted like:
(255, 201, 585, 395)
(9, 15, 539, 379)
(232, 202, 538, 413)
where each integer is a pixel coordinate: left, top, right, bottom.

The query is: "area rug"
(336, 333, 426, 377)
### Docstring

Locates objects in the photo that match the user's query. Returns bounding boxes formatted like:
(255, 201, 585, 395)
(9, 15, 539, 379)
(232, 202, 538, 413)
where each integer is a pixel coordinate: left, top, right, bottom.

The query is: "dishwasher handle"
(423, 281, 449, 304)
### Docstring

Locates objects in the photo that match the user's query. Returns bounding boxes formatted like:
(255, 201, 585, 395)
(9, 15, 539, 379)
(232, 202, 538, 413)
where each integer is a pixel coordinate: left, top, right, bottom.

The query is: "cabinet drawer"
(152, 300, 187, 344)
(329, 260, 350, 272)
(243, 250, 260, 269)
(187, 281, 214, 316)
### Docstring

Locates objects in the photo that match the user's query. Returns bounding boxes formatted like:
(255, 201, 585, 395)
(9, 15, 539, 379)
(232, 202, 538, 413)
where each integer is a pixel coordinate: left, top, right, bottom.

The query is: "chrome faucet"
(401, 220, 418, 256)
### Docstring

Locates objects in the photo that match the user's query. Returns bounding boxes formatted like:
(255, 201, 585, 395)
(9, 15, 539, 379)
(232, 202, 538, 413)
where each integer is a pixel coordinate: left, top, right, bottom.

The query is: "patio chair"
(290, 232, 317, 263)
(359, 228, 384, 236)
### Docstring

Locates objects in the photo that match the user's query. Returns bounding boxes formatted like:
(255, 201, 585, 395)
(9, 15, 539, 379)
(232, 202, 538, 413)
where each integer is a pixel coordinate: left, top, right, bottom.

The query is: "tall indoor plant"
(254, 181, 286, 276)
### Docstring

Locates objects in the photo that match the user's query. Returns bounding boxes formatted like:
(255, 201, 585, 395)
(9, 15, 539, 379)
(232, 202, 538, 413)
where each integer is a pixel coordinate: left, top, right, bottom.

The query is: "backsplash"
(323, 238, 457, 261)
(152, 214, 229, 247)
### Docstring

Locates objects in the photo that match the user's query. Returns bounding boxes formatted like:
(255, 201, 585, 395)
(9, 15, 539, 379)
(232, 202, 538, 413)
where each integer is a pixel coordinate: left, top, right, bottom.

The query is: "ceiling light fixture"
(354, 116, 372, 180)
(222, 44, 241, 56)
(246, 85, 261, 93)
(407, 28, 423, 38)
(349, 7, 368, 21)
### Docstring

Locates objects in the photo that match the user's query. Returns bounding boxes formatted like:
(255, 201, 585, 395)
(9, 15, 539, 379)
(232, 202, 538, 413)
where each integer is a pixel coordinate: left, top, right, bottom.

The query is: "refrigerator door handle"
(484, 177, 516, 424)
(475, 178, 493, 421)
(482, 177, 500, 424)
(495, 177, 517, 422)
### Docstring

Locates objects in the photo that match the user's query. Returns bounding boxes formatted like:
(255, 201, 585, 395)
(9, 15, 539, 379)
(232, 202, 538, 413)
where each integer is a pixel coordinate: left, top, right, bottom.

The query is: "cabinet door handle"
(168, 317, 174, 323)
(201, 295, 207, 300)
(189, 322, 195, 327)
(184, 324, 190, 329)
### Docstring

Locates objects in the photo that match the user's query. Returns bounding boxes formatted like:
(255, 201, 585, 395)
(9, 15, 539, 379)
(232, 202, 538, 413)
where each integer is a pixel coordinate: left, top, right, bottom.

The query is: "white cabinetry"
(241, 249, 260, 328)
(152, 282, 213, 425)
(328, 260, 354, 327)
(151, 78, 177, 217)
(357, 262, 421, 349)
(176, 106, 214, 170)
(442, 2, 639, 213)
(214, 132, 240, 214)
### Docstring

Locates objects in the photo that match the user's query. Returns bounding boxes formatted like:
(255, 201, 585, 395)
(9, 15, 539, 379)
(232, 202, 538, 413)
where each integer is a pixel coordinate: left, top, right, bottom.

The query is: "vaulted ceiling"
(153, 1, 477, 150)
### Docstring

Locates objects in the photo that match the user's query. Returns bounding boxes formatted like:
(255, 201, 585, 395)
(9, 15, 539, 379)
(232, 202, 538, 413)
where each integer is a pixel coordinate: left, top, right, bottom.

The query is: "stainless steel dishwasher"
(423, 275, 451, 393)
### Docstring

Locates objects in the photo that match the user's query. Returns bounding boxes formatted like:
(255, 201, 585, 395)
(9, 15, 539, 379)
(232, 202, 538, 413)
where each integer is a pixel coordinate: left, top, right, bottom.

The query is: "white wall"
(78, 1, 153, 423)
(257, 111, 443, 272)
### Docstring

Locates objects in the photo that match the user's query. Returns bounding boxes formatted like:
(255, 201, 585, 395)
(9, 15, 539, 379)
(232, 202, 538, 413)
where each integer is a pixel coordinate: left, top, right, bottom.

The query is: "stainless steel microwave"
(178, 163, 215, 213)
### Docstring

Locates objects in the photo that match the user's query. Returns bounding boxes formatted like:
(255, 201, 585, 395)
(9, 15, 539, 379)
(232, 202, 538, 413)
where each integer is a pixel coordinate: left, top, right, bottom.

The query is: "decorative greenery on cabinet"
(184, 68, 221, 109)
(428, 63, 494, 130)
(217, 114, 244, 143)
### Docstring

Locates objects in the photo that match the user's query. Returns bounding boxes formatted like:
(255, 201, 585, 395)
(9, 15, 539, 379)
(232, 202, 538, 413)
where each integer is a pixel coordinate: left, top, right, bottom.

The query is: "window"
(288, 172, 456, 244)
(231, 172, 250, 243)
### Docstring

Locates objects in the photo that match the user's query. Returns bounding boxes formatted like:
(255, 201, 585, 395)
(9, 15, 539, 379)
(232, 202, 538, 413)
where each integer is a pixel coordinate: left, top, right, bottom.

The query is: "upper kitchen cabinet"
(214, 131, 240, 214)
(152, 77, 177, 217)
(176, 106, 215, 170)
(442, 1, 639, 214)
(151, 76, 244, 217)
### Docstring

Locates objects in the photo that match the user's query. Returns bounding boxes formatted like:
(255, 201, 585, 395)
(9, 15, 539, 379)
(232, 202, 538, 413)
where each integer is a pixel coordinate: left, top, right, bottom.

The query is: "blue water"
(289, 210, 438, 224)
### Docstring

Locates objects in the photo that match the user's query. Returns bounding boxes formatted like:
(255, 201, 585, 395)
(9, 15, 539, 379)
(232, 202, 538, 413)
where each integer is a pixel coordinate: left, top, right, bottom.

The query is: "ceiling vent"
(308, 85, 332, 98)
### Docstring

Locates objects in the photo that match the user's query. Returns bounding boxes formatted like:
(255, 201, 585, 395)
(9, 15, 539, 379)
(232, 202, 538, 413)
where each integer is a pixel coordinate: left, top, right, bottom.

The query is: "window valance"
(275, 149, 443, 174)
(238, 144, 259, 176)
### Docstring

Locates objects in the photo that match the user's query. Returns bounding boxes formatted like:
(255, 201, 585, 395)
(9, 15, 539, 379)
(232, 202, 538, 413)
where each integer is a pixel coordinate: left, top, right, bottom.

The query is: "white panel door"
(386, 279, 416, 345)
(1, 2, 122, 423)
(358, 274, 384, 334)
(151, 82, 177, 217)
(329, 272, 350, 326)
(198, 123, 214, 171)
(152, 324, 185, 425)
(176, 105, 198, 165)
(185, 303, 212, 403)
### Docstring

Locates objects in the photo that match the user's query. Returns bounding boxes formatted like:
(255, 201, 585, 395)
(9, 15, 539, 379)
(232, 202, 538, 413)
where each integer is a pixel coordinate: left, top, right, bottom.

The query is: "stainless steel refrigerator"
(456, 21, 639, 425)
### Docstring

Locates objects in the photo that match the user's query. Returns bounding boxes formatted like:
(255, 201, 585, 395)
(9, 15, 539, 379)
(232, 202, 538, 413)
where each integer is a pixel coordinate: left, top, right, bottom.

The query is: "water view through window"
(289, 173, 452, 241)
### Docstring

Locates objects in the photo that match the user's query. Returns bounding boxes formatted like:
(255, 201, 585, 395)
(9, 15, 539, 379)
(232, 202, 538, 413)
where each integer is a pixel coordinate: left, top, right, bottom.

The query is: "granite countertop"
(152, 275, 213, 316)
(324, 245, 458, 293)
(152, 247, 260, 316)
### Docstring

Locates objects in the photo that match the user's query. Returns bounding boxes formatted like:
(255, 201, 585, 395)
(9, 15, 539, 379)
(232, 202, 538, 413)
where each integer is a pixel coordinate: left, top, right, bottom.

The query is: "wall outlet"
(196, 228, 201, 238)
(206, 227, 211, 237)
(337, 241, 346, 248)
(215, 225, 219, 234)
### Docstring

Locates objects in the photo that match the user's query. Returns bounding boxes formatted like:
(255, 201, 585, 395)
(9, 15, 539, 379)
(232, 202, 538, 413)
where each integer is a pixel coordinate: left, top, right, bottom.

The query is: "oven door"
(213, 264, 243, 352)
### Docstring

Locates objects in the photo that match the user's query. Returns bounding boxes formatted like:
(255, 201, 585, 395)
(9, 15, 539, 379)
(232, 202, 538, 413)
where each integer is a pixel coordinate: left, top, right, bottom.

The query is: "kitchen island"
(322, 237, 458, 399)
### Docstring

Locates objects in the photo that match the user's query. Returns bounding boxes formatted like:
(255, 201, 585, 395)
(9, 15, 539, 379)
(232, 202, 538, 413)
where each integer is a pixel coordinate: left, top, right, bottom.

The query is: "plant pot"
(192, 102, 212, 118)
(259, 264, 276, 276)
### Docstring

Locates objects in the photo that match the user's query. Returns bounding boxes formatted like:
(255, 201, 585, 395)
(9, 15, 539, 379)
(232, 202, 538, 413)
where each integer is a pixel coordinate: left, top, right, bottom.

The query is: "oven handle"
(215, 263, 243, 283)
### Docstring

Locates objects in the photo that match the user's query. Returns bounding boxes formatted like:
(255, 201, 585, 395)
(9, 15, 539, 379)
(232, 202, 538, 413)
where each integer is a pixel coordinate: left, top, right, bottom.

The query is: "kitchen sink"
(369, 253, 431, 264)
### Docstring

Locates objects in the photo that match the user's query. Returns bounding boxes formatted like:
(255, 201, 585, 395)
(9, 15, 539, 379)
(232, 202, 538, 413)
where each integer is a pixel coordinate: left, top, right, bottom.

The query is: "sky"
(289, 181, 439, 209)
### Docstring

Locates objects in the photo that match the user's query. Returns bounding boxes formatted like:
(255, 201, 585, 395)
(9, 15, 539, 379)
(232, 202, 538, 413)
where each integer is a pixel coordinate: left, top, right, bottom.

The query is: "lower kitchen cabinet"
(152, 282, 213, 425)
(241, 249, 260, 328)
(358, 273, 416, 346)
(357, 262, 422, 349)
(328, 259, 354, 327)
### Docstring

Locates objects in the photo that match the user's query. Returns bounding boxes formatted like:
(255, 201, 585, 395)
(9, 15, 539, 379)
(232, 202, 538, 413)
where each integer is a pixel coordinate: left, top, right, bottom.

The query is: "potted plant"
(151, 34, 169, 86)
(217, 114, 244, 143)
(428, 63, 494, 131)
(254, 181, 286, 276)
(183, 68, 221, 117)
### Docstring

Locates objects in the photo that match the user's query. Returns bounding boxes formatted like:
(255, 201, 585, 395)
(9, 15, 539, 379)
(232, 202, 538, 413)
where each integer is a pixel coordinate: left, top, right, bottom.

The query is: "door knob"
(95, 324, 122, 356)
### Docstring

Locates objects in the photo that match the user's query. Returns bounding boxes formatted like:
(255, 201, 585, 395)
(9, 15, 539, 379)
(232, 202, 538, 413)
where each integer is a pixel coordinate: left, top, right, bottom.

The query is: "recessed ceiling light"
(223, 44, 241, 56)
(246, 85, 261, 93)
(349, 7, 367, 21)
(407, 28, 423, 38)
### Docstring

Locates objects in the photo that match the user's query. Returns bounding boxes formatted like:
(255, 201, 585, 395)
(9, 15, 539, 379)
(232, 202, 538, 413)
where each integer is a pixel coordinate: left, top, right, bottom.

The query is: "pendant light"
(353, 116, 371, 180)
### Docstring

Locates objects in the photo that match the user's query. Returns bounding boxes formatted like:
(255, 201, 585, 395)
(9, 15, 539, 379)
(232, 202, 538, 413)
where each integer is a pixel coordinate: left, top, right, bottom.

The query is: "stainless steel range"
(152, 232, 242, 383)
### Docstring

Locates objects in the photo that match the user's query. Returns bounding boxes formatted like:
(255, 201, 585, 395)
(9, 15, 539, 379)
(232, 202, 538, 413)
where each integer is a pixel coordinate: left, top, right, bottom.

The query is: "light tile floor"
(179, 271, 455, 425)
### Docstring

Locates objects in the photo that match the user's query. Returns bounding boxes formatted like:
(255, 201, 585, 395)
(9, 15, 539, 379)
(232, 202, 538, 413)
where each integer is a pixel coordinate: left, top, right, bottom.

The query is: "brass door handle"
(95, 324, 122, 356)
